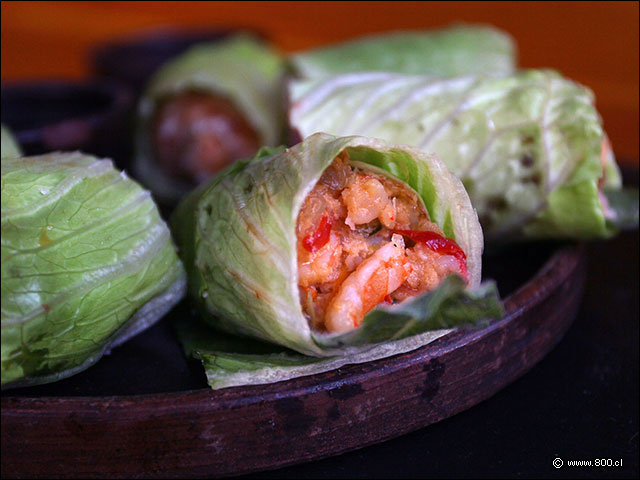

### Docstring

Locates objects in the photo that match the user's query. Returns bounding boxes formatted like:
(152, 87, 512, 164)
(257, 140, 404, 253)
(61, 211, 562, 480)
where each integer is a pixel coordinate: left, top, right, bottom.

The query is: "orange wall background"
(1, 1, 638, 165)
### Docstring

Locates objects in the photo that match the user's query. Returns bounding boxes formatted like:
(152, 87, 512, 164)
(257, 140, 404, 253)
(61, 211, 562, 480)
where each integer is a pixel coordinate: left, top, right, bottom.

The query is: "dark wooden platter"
(1, 241, 586, 479)
(0, 80, 133, 168)
(91, 27, 246, 94)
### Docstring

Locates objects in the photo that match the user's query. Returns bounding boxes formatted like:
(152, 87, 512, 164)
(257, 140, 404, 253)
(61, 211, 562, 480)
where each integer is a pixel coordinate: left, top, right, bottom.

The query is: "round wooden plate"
(1, 80, 133, 169)
(1, 242, 586, 479)
(91, 27, 271, 95)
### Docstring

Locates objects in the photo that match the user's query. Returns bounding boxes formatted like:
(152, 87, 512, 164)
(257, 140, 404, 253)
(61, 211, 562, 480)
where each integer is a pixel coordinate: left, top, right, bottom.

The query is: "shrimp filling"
(296, 151, 469, 333)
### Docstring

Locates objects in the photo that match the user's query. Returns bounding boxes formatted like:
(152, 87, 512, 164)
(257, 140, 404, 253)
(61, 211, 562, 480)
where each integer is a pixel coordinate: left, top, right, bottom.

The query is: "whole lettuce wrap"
(134, 34, 286, 204)
(289, 70, 638, 242)
(290, 24, 516, 79)
(1, 152, 186, 389)
(171, 133, 503, 388)
(1, 124, 22, 158)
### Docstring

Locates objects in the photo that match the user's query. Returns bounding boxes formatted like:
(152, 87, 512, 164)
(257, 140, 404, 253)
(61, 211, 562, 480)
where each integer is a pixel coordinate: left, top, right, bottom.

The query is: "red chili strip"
(393, 229, 468, 281)
(303, 214, 332, 253)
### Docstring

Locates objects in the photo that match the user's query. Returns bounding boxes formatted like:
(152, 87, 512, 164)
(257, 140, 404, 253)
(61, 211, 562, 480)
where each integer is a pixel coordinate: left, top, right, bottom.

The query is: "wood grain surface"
(1, 1, 638, 164)
(1, 243, 586, 478)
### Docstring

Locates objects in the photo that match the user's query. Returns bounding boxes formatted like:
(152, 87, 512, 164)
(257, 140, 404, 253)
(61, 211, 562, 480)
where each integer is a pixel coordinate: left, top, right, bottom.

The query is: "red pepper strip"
(384, 294, 393, 305)
(303, 214, 332, 253)
(393, 229, 468, 282)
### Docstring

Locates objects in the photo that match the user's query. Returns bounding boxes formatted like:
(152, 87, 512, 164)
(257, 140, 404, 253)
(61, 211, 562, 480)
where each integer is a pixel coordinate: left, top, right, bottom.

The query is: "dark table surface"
(241, 178, 639, 479)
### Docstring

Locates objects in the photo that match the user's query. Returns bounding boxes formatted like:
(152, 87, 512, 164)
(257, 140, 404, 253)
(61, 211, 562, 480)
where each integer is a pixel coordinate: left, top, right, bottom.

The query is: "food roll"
(1, 152, 186, 388)
(134, 34, 285, 204)
(171, 133, 502, 380)
(289, 71, 638, 242)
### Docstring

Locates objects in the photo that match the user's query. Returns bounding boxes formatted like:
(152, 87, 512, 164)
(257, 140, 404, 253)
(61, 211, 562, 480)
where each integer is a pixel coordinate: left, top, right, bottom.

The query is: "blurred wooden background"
(1, 1, 637, 164)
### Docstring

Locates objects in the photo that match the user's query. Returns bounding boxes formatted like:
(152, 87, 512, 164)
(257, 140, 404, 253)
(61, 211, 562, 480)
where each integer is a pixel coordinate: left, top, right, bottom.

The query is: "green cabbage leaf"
(1, 124, 22, 159)
(289, 70, 636, 241)
(171, 133, 502, 387)
(1, 152, 186, 388)
(290, 24, 516, 79)
(174, 277, 500, 389)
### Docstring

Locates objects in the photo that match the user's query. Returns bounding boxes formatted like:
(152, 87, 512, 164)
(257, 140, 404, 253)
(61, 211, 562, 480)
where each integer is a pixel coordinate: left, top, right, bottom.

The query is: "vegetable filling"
(296, 151, 469, 333)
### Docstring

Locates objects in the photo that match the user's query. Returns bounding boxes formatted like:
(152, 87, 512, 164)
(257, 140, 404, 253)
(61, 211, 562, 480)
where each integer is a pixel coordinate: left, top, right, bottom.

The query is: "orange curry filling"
(296, 152, 469, 334)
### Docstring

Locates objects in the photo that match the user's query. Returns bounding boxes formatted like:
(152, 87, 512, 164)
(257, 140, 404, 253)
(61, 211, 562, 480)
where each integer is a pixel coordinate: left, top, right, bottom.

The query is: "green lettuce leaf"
(171, 133, 502, 369)
(289, 70, 634, 241)
(1, 152, 186, 389)
(134, 34, 286, 204)
(290, 24, 516, 79)
(173, 308, 447, 390)
(1, 124, 22, 158)
(175, 276, 501, 390)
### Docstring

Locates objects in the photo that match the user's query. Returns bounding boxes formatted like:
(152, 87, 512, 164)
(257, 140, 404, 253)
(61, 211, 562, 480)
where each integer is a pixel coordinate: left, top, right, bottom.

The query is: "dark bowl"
(1, 79, 134, 170)
(91, 27, 260, 94)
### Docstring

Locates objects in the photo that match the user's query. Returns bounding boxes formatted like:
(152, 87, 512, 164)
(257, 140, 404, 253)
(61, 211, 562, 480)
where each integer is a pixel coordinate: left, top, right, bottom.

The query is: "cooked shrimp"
(324, 234, 410, 333)
(341, 228, 387, 271)
(342, 175, 393, 229)
(392, 243, 464, 302)
(296, 153, 468, 333)
(298, 230, 343, 287)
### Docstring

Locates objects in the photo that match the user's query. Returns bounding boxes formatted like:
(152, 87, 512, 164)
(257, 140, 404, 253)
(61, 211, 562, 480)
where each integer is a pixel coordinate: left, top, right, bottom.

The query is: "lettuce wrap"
(289, 70, 638, 242)
(1, 152, 186, 388)
(134, 34, 286, 205)
(290, 25, 516, 79)
(172, 133, 503, 388)
(1, 124, 22, 158)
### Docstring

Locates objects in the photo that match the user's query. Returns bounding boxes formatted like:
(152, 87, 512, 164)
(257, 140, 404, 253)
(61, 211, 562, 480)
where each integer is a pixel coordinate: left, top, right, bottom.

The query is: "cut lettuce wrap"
(134, 34, 286, 205)
(289, 70, 637, 242)
(289, 24, 516, 79)
(171, 133, 503, 388)
(1, 124, 22, 158)
(1, 152, 186, 389)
